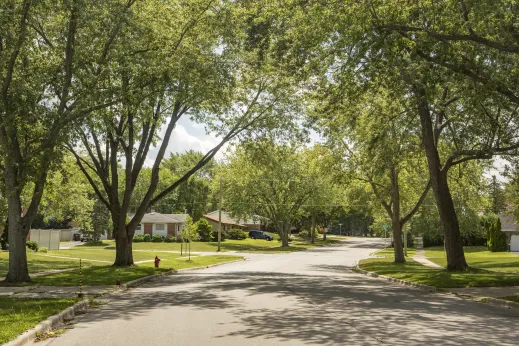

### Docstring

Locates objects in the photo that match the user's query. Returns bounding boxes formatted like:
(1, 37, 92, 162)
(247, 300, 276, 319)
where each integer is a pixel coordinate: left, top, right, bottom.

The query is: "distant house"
(203, 210, 264, 232)
(498, 214, 519, 252)
(134, 212, 189, 238)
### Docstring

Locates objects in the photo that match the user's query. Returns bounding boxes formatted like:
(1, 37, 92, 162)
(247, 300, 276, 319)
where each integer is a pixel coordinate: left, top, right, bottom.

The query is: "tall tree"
(0, 1, 130, 282)
(294, 0, 519, 270)
(70, 0, 301, 265)
(314, 88, 430, 262)
(219, 140, 323, 247)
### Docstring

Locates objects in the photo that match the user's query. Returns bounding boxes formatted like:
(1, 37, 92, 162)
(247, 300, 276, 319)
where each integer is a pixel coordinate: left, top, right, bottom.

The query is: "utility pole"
(218, 177, 222, 252)
(339, 223, 342, 236)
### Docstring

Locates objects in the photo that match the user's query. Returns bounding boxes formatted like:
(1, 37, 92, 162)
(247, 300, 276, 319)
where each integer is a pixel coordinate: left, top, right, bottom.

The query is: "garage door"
(511, 235, 519, 252)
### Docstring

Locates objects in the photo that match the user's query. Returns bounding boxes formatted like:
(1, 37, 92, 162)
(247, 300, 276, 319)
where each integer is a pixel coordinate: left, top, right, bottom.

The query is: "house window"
(134, 224, 144, 236)
(153, 223, 167, 237)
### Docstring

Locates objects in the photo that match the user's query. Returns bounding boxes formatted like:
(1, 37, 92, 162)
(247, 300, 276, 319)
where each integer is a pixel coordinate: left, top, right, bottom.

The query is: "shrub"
(39, 247, 48, 253)
(26, 240, 39, 252)
(164, 235, 176, 243)
(152, 234, 164, 242)
(133, 235, 145, 242)
(84, 240, 105, 246)
(226, 228, 247, 240)
(484, 214, 507, 252)
(194, 219, 213, 242)
(143, 234, 152, 242)
(298, 229, 311, 239)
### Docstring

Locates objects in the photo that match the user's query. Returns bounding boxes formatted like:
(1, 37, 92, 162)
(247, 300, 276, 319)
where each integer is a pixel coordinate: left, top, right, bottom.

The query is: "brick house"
(203, 210, 264, 232)
(134, 212, 189, 238)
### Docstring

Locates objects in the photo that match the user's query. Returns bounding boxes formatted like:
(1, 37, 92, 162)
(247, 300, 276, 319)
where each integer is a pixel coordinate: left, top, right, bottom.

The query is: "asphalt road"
(38, 238, 519, 346)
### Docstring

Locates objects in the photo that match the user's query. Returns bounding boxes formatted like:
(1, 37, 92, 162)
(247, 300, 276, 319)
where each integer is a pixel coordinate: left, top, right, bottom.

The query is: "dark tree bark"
(369, 165, 430, 264)
(389, 168, 405, 263)
(310, 212, 316, 244)
(414, 86, 468, 271)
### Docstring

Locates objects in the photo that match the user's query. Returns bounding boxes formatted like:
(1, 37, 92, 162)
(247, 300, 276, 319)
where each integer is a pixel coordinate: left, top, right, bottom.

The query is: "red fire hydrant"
(154, 256, 161, 268)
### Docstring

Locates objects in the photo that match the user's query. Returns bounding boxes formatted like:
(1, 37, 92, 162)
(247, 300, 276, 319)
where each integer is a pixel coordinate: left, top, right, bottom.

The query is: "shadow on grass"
(360, 258, 519, 288)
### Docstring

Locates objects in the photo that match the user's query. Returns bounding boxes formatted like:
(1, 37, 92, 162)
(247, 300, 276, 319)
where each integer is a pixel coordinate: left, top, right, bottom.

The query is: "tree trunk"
(5, 193, 31, 282)
(389, 167, 405, 263)
(113, 220, 134, 266)
(433, 171, 467, 271)
(392, 219, 405, 263)
(311, 212, 316, 244)
(415, 88, 468, 271)
(280, 223, 290, 247)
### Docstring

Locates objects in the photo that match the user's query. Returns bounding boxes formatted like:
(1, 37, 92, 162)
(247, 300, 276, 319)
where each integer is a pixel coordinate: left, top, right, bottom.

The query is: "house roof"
(140, 212, 185, 224)
(499, 214, 519, 232)
(203, 210, 264, 226)
(165, 214, 190, 223)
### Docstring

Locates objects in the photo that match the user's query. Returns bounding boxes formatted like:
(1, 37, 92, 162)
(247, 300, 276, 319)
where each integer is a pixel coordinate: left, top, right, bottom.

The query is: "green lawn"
(2, 255, 242, 286)
(83, 237, 341, 254)
(425, 246, 519, 272)
(359, 254, 519, 288)
(370, 247, 416, 258)
(0, 252, 85, 277)
(0, 297, 76, 344)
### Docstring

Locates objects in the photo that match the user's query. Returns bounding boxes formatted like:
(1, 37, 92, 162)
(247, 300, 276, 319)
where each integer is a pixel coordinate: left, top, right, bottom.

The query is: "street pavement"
(35, 238, 519, 346)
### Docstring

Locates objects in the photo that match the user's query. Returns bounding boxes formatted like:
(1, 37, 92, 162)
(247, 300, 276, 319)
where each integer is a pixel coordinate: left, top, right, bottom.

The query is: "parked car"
(249, 230, 273, 241)
(80, 233, 93, 242)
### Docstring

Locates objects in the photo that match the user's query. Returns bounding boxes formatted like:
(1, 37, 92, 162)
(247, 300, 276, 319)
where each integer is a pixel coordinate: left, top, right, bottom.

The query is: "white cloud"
(144, 117, 229, 167)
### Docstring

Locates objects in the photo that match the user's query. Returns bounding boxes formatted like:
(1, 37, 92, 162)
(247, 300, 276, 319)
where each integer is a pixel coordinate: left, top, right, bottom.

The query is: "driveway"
(37, 238, 519, 346)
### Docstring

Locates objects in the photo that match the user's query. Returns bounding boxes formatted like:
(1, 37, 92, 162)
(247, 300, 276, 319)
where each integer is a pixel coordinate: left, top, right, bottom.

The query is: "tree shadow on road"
(71, 269, 519, 345)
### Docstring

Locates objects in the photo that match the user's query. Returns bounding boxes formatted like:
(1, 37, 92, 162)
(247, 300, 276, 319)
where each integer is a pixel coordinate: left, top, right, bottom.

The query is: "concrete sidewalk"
(413, 249, 443, 268)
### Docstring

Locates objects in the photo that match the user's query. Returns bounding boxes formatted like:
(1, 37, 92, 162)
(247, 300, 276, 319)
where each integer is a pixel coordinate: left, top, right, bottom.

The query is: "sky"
(145, 116, 508, 183)
(144, 116, 323, 167)
(144, 116, 230, 167)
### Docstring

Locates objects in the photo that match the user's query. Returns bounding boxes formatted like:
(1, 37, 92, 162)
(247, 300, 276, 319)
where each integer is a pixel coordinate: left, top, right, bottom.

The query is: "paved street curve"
(37, 238, 519, 346)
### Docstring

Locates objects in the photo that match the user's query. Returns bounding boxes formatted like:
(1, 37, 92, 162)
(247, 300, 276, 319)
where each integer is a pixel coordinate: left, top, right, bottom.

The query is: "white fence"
(30, 229, 61, 250)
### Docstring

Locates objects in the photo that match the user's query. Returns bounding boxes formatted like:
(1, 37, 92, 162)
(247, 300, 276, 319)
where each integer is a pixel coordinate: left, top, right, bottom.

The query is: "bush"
(226, 228, 247, 240)
(194, 219, 213, 242)
(84, 240, 105, 246)
(484, 214, 507, 252)
(39, 247, 48, 253)
(133, 235, 145, 242)
(165, 235, 176, 243)
(298, 229, 311, 239)
(26, 240, 39, 252)
(152, 234, 164, 242)
(143, 234, 152, 242)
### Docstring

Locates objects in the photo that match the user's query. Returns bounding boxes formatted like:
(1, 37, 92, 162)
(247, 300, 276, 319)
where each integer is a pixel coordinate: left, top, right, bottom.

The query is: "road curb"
(476, 296, 519, 310)
(354, 266, 519, 311)
(354, 266, 438, 292)
(4, 257, 245, 346)
(4, 299, 90, 346)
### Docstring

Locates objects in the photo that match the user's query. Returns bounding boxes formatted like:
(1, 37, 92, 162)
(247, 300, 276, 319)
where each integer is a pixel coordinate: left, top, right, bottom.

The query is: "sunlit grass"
(0, 297, 76, 344)
(425, 246, 519, 272)
(359, 255, 519, 288)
